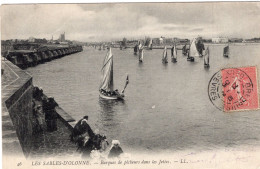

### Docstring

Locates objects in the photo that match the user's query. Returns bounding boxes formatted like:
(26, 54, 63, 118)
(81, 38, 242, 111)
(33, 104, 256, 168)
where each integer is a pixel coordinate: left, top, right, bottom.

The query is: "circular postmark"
(208, 68, 254, 112)
(208, 70, 223, 111)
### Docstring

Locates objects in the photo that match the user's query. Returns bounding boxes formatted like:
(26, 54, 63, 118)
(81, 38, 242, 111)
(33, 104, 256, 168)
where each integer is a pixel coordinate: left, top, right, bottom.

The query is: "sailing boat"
(134, 45, 138, 55)
(223, 44, 229, 57)
(138, 42, 142, 51)
(196, 40, 205, 57)
(99, 48, 129, 100)
(148, 39, 153, 50)
(204, 47, 210, 68)
(162, 46, 168, 63)
(171, 44, 177, 63)
(139, 46, 144, 62)
(182, 44, 188, 56)
(187, 38, 199, 62)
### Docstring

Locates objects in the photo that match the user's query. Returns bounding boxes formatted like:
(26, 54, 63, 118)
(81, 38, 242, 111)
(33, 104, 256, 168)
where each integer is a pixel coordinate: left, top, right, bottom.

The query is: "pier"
(3, 43, 83, 69)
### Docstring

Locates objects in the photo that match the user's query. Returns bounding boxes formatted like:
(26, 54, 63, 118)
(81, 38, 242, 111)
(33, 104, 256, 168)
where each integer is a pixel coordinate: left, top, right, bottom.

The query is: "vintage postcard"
(1, 2, 260, 169)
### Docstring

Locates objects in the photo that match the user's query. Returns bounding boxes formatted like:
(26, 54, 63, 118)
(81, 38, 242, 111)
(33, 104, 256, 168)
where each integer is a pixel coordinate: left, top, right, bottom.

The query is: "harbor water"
(27, 44, 260, 154)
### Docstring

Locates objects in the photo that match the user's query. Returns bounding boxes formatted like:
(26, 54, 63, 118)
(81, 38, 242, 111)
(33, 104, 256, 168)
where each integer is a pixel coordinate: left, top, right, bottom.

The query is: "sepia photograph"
(1, 2, 260, 169)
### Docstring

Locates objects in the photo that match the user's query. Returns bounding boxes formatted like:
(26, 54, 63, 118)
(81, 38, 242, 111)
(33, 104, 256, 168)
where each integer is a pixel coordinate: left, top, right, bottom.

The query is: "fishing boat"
(138, 43, 142, 51)
(187, 38, 199, 62)
(162, 46, 168, 63)
(171, 44, 177, 63)
(99, 48, 129, 100)
(139, 46, 144, 62)
(134, 45, 138, 55)
(196, 39, 205, 57)
(182, 44, 188, 56)
(148, 39, 153, 50)
(223, 44, 229, 57)
(204, 47, 210, 68)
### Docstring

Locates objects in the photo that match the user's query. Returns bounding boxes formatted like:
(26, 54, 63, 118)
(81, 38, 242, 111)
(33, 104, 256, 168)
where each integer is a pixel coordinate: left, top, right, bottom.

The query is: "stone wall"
(2, 59, 33, 157)
(7, 83, 33, 156)
(2, 58, 79, 158)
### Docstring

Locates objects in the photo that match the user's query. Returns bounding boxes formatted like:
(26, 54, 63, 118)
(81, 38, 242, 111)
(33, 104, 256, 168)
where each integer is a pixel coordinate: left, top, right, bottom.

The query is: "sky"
(1, 2, 260, 42)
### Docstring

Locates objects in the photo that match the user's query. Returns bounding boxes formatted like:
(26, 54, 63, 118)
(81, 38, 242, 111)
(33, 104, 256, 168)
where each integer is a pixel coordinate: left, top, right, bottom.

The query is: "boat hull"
(187, 57, 194, 62)
(99, 92, 124, 100)
(172, 58, 177, 63)
(223, 54, 229, 57)
(204, 64, 210, 68)
(162, 60, 168, 64)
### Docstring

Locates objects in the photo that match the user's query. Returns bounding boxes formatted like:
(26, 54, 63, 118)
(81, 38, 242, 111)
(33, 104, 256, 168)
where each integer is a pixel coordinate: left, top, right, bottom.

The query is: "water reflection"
(162, 62, 168, 68)
(98, 98, 126, 136)
(138, 61, 143, 66)
(99, 98, 117, 114)
(204, 66, 210, 71)
(98, 98, 126, 120)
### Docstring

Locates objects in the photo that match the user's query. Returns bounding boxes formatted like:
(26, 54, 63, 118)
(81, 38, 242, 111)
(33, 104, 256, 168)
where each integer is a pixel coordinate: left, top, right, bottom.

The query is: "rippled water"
(27, 44, 260, 153)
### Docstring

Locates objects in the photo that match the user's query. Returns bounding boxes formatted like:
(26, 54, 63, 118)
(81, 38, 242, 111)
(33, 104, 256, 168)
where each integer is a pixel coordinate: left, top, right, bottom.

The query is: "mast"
(100, 48, 114, 92)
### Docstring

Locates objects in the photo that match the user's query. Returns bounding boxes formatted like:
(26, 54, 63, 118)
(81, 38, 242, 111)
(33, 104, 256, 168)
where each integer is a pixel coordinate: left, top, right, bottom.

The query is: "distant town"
(2, 32, 260, 56)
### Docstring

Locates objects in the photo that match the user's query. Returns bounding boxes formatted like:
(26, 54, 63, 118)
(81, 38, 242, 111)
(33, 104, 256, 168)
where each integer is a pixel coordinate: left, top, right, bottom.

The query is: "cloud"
(1, 2, 260, 42)
(163, 25, 189, 31)
(190, 28, 204, 32)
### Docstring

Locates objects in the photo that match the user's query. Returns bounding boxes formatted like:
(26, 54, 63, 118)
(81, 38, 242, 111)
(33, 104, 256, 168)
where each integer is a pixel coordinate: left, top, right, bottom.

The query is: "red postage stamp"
(221, 66, 259, 112)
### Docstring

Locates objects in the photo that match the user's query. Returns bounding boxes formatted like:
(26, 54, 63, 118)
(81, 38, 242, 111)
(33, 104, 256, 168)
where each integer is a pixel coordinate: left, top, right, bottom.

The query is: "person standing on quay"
(71, 116, 95, 146)
(43, 97, 58, 132)
(33, 105, 44, 133)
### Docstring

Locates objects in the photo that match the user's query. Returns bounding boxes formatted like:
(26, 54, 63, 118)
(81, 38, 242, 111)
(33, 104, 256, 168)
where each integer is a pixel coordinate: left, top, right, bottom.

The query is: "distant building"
(163, 38, 173, 44)
(202, 38, 212, 43)
(28, 37, 47, 43)
(159, 37, 164, 44)
(229, 38, 243, 43)
(174, 38, 190, 44)
(59, 32, 65, 42)
(13, 43, 40, 51)
(244, 38, 260, 43)
(59, 41, 69, 45)
(152, 38, 160, 45)
(212, 37, 228, 43)
(1, 40, 14, 55)
(28, 37, 35, 43)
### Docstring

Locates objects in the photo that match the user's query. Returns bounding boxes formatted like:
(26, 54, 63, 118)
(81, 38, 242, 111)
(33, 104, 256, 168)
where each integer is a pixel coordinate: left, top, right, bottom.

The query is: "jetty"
(3, 43, 83, 69)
